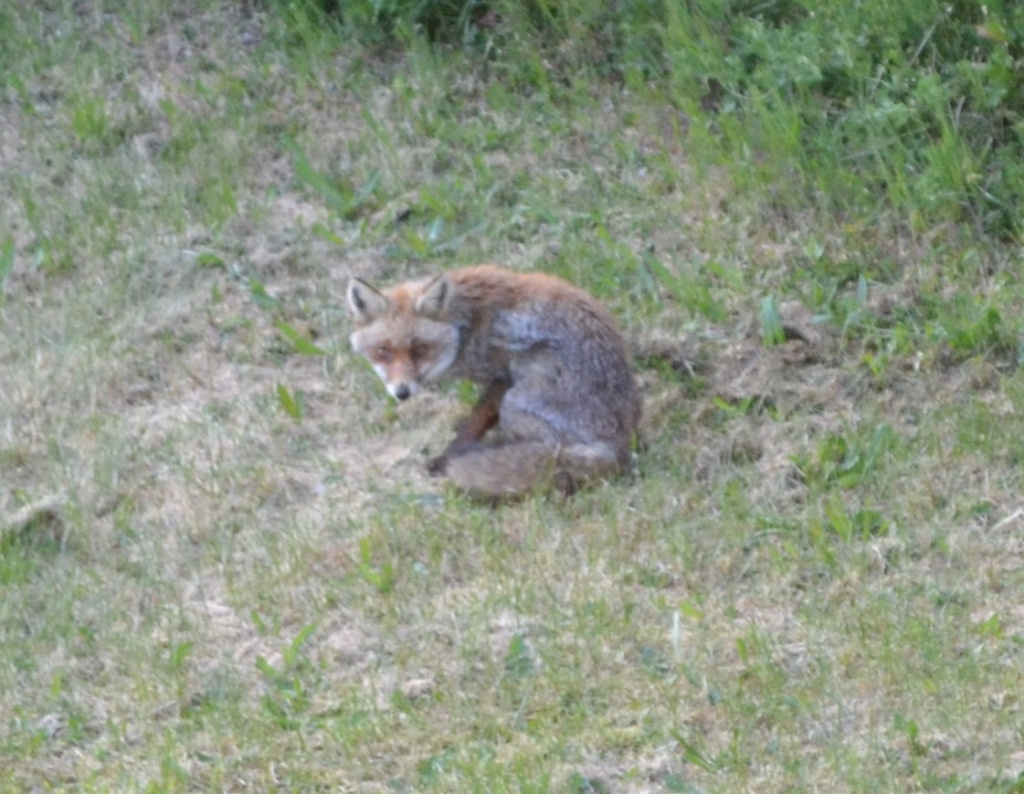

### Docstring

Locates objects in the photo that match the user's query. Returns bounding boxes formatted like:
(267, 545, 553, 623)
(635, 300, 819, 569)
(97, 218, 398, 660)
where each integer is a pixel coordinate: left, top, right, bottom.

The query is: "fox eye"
(410, 341, 431, 361)
(373, 345, 393, 363)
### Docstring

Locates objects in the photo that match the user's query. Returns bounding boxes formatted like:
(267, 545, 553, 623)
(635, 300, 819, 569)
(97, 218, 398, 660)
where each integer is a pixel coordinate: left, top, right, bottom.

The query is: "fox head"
(347, 274, 459, 401)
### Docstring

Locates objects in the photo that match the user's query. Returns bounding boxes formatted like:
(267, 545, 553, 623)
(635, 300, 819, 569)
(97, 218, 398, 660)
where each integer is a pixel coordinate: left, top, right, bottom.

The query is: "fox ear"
(415, 274, 452, 317)
(347, 278, 390, 322)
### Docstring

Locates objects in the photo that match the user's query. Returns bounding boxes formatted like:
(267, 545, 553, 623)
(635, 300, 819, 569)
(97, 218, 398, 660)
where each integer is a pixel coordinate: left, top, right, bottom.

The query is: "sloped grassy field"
(2, 3, 1023, 791)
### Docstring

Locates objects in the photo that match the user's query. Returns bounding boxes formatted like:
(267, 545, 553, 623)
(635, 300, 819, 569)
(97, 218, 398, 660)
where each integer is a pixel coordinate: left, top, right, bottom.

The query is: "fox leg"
(453, 377, 510, 445)
(428, 377, 510, 475)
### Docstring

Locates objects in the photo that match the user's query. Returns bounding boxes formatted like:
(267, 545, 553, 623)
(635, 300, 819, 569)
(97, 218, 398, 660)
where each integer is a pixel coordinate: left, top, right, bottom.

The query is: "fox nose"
(394, 384, 411, 401)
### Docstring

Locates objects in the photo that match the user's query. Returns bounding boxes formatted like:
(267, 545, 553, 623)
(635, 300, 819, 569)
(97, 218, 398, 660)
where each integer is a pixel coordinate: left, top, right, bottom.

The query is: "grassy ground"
(2, 2, 1024, 791)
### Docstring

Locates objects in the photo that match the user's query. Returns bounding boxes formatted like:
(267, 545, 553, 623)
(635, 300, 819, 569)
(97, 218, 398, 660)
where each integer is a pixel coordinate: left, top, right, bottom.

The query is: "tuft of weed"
(662, 0, 1024, 240)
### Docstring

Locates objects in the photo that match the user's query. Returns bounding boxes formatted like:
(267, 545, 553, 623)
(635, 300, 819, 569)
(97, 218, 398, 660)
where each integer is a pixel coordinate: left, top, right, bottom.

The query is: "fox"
(347, 264, 641, 499)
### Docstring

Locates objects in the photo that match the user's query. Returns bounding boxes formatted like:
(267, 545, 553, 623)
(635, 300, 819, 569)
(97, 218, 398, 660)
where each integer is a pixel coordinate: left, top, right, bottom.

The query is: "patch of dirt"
(634, 290, 963, 514)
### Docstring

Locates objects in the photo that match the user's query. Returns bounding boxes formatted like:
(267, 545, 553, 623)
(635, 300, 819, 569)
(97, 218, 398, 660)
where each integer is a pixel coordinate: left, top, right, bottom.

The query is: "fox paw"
(429, 440, 485, 477)
(553, 470, 580, 495)
(427, 455, 449, 477)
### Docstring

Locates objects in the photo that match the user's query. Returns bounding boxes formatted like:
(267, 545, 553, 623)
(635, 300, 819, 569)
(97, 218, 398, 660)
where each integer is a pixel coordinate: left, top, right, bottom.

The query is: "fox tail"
(433, 440, 624, 499)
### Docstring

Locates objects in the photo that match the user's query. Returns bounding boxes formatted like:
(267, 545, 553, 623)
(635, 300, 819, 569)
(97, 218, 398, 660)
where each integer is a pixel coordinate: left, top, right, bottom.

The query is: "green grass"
(2, 1, 1024, 791)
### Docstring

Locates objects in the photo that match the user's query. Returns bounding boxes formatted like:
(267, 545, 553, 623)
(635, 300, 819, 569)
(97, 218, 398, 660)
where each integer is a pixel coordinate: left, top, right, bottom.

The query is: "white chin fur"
(371, 365, 419, 398)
